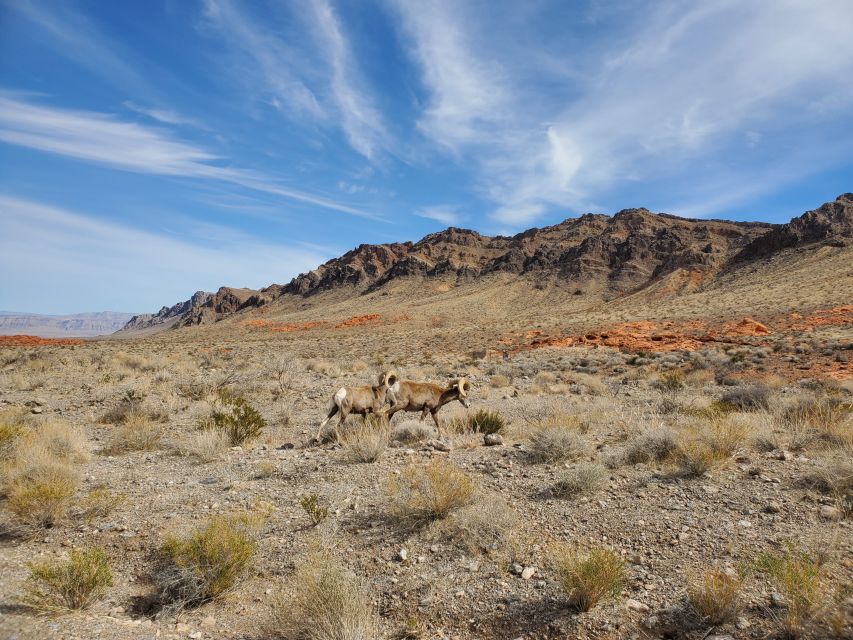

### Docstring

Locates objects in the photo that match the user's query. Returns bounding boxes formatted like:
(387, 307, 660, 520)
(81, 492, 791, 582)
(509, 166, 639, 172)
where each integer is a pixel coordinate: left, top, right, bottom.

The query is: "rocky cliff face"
(118, 195, 852, 333)
(0, 311, 136, 338)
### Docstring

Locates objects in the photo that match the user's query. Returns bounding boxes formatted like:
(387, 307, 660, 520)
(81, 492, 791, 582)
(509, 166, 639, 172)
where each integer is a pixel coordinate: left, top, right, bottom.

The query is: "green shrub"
(22, 547, 113, 613)
(652, 370, 685, 392)
(206, 390, 266, 446)
(154, 513, 260, 611)
(553, 546, 625, 612)
(467, 409, 506, 435)
(300, 494, 329, 527)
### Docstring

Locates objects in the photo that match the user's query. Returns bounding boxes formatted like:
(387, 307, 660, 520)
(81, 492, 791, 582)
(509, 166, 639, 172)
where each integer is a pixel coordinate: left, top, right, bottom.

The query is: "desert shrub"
(782, 397, 852, 449)
(392, 420, 434, 445)
(204, 390, 266, 445)
(270, 553, 377, 640)
(688, 568, 742, 624)
(14, 419, 90, 465)
(0, 411, 29, 459)
(552, 463, 608, 498)
(340, 415, 389, 463)
(570, 373, 606, 396)
(467, 409, 506, 435)
(106, 413, 163, 453)
(490, 374, 510, 388)
(799, 460, 853, 516)
(719, 384, 772, 411)
(99, 390, 146, 424)
(702, 418, 747, 458)
(754, 548, 825, 638)
(527, 424, 588, 463)
(426, 494, 518, 557)
(183, 429, 229, 462)
(553, 546, 625, 612)
(387, 460, 476, 527)
(6, 460, 81, 529)
(78, 488, 126, 523)
(673, 439, 727, 477)
(21, 547, 113, 613)
(300, 494, 329, 527)
(622, 427, 678, 465)
(154, 513, 260, 612)
(652, 370, 685, 392)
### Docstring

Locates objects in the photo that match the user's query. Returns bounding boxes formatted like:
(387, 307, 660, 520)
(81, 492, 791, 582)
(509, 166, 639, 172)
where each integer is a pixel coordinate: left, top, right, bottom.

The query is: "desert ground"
(1, 284, 851, 640)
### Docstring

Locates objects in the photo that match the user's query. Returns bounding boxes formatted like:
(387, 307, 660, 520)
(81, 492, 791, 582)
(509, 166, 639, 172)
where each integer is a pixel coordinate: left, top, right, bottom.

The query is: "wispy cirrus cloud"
(0, 95, 380, 219)
(201, 0, 390, 159)
(122, 101, 208, 129)
(392, 0, 853, 226)
(0, 195, 328, 314)
(415, 205, 460, 226)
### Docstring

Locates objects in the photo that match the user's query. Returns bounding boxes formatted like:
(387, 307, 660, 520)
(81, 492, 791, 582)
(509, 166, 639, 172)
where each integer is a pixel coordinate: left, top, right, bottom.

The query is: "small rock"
(484, 433, 503, 446)
(521, 566, 536, 580)
(706, 636, 735, 640)
(201, 616, 216, 627)
(509, 563, 523, 575)
(764, 501, 781, 514)
(770, 592, 785, 607)
(737, 520, 751, 528)
(819, 505, 842, 521)
(736, 617, 751, 629)
(626, 599, 650, 613)
(396, 548, 408, 562)
(30, 406, 43, 414)
(427, 439, 451, 452)
(189, 633, 202, 640)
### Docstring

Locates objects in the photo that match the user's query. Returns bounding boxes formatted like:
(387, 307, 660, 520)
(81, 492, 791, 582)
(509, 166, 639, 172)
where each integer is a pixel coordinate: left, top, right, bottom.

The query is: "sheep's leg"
(419, 407, 429, 421)
(431, 410, 443, 437)
(317, 404, 338, 440)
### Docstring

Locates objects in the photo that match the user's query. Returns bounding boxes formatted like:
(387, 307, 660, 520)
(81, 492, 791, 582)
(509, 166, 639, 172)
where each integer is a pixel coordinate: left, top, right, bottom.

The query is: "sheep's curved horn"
(381, 370, 398, 388)
(457, 378, 470, 398)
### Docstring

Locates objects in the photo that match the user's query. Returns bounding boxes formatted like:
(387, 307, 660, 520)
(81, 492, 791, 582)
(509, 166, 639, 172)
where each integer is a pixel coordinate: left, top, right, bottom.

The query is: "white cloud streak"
(393, 0, 853, 225)
(415, 205, 459, 226)
(0, 95, 381, 219)
(0, 195, 328, 314)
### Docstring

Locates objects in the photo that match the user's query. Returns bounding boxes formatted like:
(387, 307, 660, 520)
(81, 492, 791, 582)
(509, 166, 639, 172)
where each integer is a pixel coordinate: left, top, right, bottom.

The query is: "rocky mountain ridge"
(118, 194, 853, 333)
(0, 311, 136, 338)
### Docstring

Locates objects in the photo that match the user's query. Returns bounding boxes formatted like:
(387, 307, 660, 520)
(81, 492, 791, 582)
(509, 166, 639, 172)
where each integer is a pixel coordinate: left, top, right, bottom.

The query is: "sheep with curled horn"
(316, 370, 398, 441)
(385, 377, 472, 434)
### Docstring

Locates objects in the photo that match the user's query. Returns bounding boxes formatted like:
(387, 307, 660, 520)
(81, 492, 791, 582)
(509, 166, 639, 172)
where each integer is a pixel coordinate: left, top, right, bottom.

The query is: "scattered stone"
(521, 566, 536, 580)
(484, 433, 504, 446)
(819, 505, 841, 521)
(764, 501, 781, 514)
(509, 563, 523, 575)
(427, 439, 452, 452)
(396, 548, 409, 562)
(770, 592, 785, 607)
(626, 599, 650, 613)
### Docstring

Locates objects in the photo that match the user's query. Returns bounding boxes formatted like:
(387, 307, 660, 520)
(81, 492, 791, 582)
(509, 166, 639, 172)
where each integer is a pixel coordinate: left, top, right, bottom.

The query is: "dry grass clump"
(78, 487, 126, 523)
(387, 460, 476, 527)
(702, 418, 747, 458)
(106, 413, 163, 453)
(426, 494, 519, 557)
(269, 552, 378, 640)
(183, 429, 229, 462)
(14, 419, 90, 465)
(687, 568, 743, 624)
(6, 460, 81, 529)
(622, 427, 678, 465)
(754, 547, 826, 638)
(21, 547, 113, 614)
(651, 370, 685, 392)
(552, 463, 608, 498)
(552, 546, 625, 612)
(467, 409, 506, 435)
(154, 512, 262, 612)
(392, 420, 434, 445)
(527, 421, 589, 463)
(672, 439, 728, 477)
(490, 374, 511, 388)
(719, 384, 772, 411)
(340, 415, 389, 463)
(782, 396, 852, 450)
(202, 389, 266, 446)
(799, 459, 852, 516)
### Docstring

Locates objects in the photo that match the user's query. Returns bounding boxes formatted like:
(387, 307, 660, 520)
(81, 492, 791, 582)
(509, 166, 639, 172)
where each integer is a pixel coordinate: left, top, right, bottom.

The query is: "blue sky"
(1, 0, 852, 314)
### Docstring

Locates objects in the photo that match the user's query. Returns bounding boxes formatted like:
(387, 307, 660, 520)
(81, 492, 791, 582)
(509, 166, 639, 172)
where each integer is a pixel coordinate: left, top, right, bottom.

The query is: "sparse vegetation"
(673, 439, 727, 477)
(300, 494, 330, 527)
(204, 389, 267, 446)
(622, 427, 678, 465)
(688, 568, 743, 624)
(270, 552, 378, 640)
(754, 547, 826, 638)
(553, 546, 625, 612)
(527, 422, 588, 463)
(552, 463, 608, 498)
(719, 384, 772, 411)
(426, 494, 518, 557)
(387, 460, 476, 526)
(340, 414, 389, 463)
(467, 408, 506, 435)
(183, 429, 229, 462)
(21, 547, 113, 614)
(106, 412, 163, 453)
(154, 513, 261, 612)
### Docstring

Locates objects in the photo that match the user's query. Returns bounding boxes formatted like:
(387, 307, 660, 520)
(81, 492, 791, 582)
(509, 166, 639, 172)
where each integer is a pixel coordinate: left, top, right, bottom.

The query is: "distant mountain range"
(0, 311, 136, 338)
(118, 193, 853, 334)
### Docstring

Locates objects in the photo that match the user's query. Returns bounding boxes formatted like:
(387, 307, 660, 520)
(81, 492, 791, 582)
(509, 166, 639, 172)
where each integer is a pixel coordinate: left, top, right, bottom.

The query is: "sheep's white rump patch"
(334, 388, 347, 404)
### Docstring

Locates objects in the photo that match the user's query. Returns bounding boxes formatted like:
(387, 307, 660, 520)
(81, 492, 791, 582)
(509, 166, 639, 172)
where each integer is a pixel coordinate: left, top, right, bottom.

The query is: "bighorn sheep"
(316, 370, 397, 441)
(386, 378, 471, 432)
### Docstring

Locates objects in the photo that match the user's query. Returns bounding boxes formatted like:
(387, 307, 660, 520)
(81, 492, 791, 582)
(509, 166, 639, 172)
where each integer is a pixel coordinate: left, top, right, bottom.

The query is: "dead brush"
(339, 414, 389, 463)
(552, 545, 625, 612)
(552, 463, 608, 499)
(387, 460, 476, 527)
(153, 511, 264, 613)
(78, 487, 126, 523)
(701, 417, 747, 458)
(672, 438, 728, 477)
(6, 460, 81, 529)
(425, 493, 519, 558)
(687, 568, 743, 624)
(21, 547, 113, 614)
(782, 396, 852, 450)
(106, 413, 164, 453)
(269, 551, 378, 640)
(621, 426, 678, 465)
(182, 429, 229, 462)
(526, 414, 589, 463)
